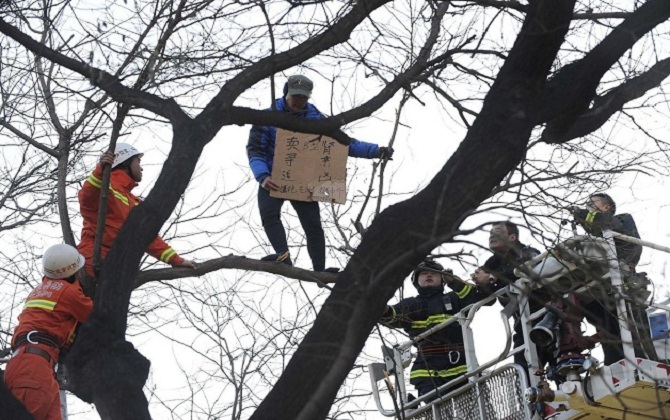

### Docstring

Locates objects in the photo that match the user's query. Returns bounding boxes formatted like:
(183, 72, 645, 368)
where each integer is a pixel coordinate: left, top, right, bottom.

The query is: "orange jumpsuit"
(5, 277, 93, 420)
(77, 164, 185, 276)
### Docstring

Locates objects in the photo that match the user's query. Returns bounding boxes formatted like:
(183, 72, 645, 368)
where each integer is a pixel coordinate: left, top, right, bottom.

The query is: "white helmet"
(112, 143, 143, 168)
(43, 244, 86, 279)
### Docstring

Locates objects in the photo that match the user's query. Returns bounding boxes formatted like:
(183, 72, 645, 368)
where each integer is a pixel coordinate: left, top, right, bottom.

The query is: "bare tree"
(0, 0, 669, 419)
(250, 2, 670, 419)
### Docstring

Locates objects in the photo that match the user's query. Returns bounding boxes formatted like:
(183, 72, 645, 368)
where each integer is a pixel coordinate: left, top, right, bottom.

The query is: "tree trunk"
(251, 1, 577, 418)
(66, 121, 207, 419)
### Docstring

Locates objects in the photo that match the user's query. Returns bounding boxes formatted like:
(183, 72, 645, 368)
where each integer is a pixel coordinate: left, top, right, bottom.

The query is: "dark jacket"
(573, 210, 642, 267)
(483, 242, 540, 291)
(246, 98, 380, 183)
(483, 242, 545, 314)
(380, 282, 490, 386)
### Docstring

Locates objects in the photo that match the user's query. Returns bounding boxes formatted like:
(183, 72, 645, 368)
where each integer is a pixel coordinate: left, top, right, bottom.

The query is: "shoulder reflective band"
(25, 299, 56, 311)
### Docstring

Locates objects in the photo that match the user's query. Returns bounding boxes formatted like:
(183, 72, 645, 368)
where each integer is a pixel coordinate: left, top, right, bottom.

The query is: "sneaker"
(261, 251, 293, 266)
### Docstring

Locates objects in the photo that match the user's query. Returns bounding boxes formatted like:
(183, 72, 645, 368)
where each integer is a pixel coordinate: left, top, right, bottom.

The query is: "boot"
(261, 251, 293, 266)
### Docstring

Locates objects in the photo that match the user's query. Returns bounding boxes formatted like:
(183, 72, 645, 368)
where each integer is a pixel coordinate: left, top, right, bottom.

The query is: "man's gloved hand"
(442, 268, 455, 284)
(567, 205, 579, 214)
(377, 146, 394, 160)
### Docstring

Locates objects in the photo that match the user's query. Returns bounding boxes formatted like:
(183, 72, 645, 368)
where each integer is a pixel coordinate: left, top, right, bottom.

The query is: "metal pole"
(60, 389, 68, 420)
(609, 231, 670, 254)
(515, 285, 541, 388)
(461, 306, 486, 419)
(603, 230, 636, 362)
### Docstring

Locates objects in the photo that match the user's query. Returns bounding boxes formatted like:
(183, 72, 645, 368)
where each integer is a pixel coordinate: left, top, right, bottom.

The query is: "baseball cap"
(287, 75, 313, 97)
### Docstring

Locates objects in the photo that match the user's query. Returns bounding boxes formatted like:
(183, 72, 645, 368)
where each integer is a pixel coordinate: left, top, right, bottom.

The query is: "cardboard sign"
(270, 129, 348, 203)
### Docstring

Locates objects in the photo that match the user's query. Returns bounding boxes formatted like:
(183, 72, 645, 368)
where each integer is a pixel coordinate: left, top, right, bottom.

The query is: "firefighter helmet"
(412, 260, 445, 287)
(43, 244, 86, 279)
(112, 143, 143, 168)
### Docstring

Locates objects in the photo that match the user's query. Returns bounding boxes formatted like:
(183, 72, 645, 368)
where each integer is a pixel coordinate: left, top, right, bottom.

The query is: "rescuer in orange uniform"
(77, 143, 195, 278)
(4, 244, 93, 420)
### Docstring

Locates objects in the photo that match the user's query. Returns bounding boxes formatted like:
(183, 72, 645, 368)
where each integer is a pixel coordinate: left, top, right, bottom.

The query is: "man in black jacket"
(571, 193, 642, 269)
(483, 222, 540, 291)
(482, 221, 551, 370)
(381, 260, 493, 399)
(571, 192, 645, 364)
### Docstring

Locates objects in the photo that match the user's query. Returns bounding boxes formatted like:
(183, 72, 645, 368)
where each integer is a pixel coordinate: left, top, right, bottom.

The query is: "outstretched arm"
(380, 300, 413, 329)
(146, 237, 195, 269)
(347, 138, 381, 159)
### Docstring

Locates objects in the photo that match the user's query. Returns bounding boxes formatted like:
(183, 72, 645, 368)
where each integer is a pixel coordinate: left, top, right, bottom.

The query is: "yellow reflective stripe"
(25, 299, 56, 311)
(86, 173, 130, 206)
(585, 210, 597, 224)
(389, 306, 397, 320)
(410, 365, 468, 379)
(160, 248, 176, 263)
(110, 188, 129, 206)
(412, 314, 451, 329)
(456, 284, 472, 299)
(87, 173, 102, 188)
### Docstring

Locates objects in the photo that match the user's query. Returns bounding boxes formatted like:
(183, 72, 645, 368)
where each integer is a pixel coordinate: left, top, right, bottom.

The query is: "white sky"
(4, 82, 669, 419)
(2, 1, 670, 419)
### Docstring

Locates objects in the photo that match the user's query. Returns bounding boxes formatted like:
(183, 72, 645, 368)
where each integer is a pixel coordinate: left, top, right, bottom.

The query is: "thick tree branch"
(573, 12, 631, 20)
(201, 0, 393, 127)
(0, 120, 59, 157)
(0, 17, 186, 122)
(459, 0, 631, 20)
(461, 0, 525, 12)
(226, 107, 355, 144)
(536, 0, 670, 139)
(134, 256, 338, 289)
(224, 42, 474, 145)
(251, 1, 577, 419)
(544, 57, 670, 143)
(67, 122, 204, 418)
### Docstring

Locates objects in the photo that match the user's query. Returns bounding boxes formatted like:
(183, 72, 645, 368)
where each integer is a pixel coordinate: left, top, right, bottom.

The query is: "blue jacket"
(246, 98, 380, 183)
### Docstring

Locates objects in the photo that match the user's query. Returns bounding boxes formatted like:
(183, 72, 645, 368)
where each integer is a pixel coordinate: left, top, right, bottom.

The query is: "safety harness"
(12, 331, 60, 365)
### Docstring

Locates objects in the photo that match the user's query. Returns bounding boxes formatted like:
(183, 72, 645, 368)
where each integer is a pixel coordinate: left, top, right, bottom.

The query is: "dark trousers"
(257, 187, 325, 271)
(584, 298, 646, 365)
(584, 299, 623, 365)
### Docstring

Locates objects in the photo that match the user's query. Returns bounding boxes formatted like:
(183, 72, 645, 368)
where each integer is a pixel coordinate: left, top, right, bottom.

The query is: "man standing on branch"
(4, 244, 93, 420)
(246, 75, 393, 272)
(77, 144, 196, 282)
